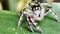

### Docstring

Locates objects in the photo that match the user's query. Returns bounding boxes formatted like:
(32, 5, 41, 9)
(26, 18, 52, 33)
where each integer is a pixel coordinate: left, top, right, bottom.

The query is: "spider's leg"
(49, 9, 59, 22)
(44, 8, 49, 15)
(17, 11, 23, 28)
(26, 16, 34, 32)
(30, 18, 43, 33)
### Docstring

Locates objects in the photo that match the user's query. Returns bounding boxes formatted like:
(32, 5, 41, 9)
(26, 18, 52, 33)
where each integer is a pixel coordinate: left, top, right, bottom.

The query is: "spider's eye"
(36, 7, 38, 9)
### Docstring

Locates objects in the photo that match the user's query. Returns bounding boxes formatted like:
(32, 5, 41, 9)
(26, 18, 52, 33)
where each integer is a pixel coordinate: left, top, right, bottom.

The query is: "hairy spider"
(17, 0, 59, 33)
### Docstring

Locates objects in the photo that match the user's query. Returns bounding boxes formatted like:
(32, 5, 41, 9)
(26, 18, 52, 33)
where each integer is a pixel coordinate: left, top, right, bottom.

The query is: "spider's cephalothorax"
(17, 1, 59, 33)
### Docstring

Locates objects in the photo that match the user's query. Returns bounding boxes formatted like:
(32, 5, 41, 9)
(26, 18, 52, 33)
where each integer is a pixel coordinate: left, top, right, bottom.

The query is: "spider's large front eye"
(36, 7, 39, 10)
(36, 7, 38, 9)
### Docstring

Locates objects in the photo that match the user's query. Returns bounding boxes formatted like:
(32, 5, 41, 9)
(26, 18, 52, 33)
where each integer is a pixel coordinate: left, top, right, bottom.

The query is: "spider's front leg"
(26, 16, 34, 32)
(17, 11, 24, 28)
(49, 9, 59, 22)
(30, 17, 43, 33)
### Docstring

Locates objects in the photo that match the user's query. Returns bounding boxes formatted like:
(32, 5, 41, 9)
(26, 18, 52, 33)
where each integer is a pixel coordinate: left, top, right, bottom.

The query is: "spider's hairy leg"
(49, 9, 59, 22)
(30, 18, 43, 33)
(26, 16, 34, 32)
(44, 8, 49, 15)
(17, 11, 24, 28)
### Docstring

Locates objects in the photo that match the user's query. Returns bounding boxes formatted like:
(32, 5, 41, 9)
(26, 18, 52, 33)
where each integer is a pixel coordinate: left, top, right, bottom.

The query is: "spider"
(17, 0, 59, 33)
